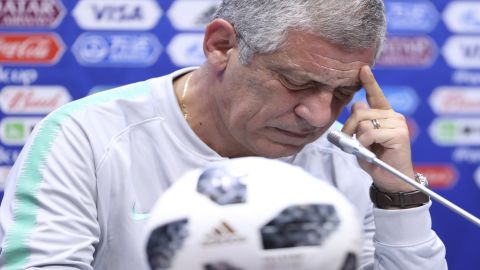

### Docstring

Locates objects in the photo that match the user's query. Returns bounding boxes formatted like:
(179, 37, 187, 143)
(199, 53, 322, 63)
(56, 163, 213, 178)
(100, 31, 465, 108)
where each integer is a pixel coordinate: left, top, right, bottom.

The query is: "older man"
(0, 1, 446, 269)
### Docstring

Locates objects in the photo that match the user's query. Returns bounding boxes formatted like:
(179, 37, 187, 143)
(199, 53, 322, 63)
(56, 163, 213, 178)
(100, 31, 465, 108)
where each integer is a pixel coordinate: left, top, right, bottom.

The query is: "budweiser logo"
(429, 87, 480, 114)
(0, 85, 70, 114)
(0, 33, 64, 64)
(442, 94, 480, 109)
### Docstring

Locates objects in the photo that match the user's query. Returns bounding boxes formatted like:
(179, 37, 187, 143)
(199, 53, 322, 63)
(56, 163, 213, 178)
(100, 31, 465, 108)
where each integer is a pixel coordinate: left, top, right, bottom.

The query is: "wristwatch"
(369, 173, 430, 209)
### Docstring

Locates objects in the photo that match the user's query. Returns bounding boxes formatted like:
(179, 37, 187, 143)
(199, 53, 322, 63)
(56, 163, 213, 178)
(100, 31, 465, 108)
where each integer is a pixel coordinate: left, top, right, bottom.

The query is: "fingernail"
(365, 66, 373, 76)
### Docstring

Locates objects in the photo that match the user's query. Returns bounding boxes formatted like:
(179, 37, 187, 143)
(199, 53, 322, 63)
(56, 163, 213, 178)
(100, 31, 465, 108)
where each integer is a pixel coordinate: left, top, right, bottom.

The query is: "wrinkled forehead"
(269, 31, 375, 87)
(298, 54, 365, 87)
(269, 52, 367, 88)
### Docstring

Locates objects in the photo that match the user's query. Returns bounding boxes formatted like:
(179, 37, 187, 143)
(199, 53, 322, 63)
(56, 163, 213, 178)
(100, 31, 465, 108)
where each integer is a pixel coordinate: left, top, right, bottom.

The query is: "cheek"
(231, 87, 287, 130)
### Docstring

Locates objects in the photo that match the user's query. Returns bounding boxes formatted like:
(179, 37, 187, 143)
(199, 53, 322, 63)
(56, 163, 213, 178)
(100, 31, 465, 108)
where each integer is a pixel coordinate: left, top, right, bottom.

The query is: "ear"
(203, 19, 237, 71)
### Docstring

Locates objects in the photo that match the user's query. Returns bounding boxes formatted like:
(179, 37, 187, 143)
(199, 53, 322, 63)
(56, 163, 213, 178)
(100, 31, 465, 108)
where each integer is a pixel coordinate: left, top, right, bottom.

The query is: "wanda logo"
(0, 33, 64, 64)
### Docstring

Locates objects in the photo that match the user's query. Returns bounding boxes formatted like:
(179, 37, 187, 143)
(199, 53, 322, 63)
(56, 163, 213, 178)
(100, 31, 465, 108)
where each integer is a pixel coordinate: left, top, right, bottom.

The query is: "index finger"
(360, 65, 391, 110)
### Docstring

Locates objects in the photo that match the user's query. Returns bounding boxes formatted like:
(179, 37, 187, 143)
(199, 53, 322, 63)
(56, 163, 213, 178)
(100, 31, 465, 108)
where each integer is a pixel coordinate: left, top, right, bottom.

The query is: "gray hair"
(214, 0, 387, 64)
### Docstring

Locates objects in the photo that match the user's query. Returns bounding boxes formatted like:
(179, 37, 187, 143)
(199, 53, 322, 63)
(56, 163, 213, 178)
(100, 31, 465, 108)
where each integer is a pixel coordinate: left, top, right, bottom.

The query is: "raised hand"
(342, 66, 415, 192)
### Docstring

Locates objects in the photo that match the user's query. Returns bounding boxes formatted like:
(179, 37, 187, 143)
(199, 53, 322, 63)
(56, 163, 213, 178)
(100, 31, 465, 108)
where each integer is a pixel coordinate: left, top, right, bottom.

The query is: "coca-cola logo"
(0, 0, 66, 27)
(0, 85, 70, 114)
(377, 36, 437, 68)
(0, 33, 64, 65)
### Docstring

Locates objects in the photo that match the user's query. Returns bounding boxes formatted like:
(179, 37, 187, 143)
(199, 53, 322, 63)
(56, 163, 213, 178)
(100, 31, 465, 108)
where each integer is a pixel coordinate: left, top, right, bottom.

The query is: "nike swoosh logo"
(131, 202, 151, 221)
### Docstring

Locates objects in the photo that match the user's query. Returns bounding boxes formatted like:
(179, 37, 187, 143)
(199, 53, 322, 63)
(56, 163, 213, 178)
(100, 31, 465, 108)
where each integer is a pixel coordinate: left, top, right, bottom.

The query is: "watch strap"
(369, 183, 430, 209)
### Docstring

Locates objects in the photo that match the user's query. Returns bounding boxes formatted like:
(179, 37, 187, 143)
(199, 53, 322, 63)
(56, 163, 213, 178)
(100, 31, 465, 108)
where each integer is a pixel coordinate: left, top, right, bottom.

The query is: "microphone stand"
(328, 130, 480, 227)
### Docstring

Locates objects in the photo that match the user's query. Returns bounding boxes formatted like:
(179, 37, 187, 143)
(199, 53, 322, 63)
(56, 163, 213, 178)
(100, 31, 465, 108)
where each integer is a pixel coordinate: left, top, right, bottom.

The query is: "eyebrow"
(336, 83, 363, 92)
(273, 66, 362, 92)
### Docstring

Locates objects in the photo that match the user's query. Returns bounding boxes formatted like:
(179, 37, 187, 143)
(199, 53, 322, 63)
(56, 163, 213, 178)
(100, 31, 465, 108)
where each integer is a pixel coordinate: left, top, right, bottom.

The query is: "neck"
(174, 67, 247, 157)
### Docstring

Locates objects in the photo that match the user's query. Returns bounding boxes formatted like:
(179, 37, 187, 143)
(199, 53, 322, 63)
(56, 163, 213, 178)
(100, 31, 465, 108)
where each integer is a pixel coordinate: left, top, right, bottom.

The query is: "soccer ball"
(145, 157, 362, 270)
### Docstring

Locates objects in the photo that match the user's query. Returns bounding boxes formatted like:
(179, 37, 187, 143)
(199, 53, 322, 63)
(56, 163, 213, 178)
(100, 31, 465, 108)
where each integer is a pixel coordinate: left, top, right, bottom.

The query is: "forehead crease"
(310, 52, 367, 70)
(300, 63, 361, 87)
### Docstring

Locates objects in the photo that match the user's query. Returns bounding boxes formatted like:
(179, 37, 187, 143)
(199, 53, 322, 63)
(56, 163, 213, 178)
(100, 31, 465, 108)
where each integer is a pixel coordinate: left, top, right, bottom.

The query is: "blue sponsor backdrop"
(0, 0, 479, 269)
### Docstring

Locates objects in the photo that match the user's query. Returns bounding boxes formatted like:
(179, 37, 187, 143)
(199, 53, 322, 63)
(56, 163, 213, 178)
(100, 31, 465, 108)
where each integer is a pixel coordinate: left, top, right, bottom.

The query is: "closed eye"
(334, 86, 361, 101)
(279, 75, 315, 90)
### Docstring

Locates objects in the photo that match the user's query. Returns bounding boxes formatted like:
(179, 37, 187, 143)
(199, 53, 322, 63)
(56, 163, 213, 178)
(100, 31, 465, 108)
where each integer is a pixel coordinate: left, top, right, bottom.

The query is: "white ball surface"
(145, 157, 362, 270)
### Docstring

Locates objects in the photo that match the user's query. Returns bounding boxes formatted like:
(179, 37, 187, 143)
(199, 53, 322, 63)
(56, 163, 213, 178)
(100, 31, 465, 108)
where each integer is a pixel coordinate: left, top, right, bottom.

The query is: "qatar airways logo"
(73, 0, 162, 30)
(443, 36, 480, 69)
(376, 36, 437, 68)
(0, 0, 66, 28)
(0, 33, 64, 65)
(0, 85, 70, 114)
(443, 2, 480, 33)
(429, 87, 480, 115)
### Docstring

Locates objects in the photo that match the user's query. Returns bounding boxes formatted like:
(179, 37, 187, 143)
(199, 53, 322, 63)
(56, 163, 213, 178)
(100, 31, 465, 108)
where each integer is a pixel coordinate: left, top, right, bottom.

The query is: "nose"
(294, 90, 334, 128)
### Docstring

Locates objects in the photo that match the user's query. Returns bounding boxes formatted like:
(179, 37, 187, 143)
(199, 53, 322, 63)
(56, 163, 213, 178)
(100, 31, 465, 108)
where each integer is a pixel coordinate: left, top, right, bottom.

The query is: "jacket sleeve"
(0, 113, 99, 270)
(360, 201, 448, 270)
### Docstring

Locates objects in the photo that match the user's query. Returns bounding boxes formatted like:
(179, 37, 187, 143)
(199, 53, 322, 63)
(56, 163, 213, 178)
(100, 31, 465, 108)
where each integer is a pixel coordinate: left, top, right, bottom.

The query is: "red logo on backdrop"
(377, 36, 437, 68)
(414, 164, 458, 189)
(0, 0, 65, 27)
(0, 33, 64, 65)
(0, 86, 70, 114)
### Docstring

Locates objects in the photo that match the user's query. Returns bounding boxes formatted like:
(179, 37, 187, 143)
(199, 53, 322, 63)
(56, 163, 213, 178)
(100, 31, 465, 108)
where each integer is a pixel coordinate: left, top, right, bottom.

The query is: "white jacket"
(0, 68, 447, 269)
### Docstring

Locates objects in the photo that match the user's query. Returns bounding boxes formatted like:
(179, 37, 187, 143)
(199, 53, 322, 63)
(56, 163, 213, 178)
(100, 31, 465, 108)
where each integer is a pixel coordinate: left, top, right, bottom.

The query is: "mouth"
(275, 128, 312, 138)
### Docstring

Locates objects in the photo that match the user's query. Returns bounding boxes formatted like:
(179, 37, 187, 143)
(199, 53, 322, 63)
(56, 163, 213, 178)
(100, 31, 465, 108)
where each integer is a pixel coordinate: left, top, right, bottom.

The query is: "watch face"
(416, 173, 429, 187)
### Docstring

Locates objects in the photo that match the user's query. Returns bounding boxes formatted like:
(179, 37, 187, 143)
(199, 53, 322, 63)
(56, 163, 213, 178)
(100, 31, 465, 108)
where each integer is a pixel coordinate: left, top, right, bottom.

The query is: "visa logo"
(73, 0, 162, 30)
(462, 44, 480, 58)
(443, 36, 480, 69)
(93, 5, 142, 21)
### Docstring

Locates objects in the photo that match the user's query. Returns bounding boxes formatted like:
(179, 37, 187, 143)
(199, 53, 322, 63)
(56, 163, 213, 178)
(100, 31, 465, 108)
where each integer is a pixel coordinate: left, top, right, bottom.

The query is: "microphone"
(327, 130, 480, 227)
(327, 130, 376, 163)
